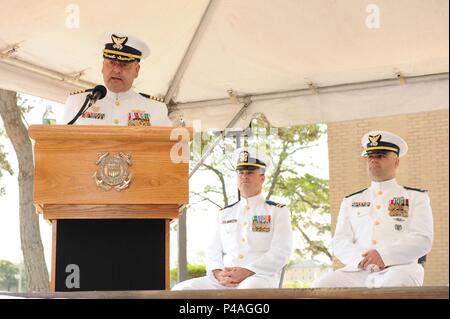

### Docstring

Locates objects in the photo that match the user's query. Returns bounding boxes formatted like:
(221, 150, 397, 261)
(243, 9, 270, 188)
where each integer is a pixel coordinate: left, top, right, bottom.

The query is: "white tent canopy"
(1, 0, 448, 284)
(1, 0, 448, 129)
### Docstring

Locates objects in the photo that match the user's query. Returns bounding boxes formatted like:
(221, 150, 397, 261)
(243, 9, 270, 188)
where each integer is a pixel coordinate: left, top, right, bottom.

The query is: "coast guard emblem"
(239, 151, 249, 163)
(94, 152, 132, 191)
(111, 35, 128, 50)
(368, 134, 382, 146)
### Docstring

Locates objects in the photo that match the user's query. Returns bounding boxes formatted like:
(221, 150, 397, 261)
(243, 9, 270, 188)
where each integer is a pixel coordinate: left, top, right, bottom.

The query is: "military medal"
(252, 215, 271, 232)
(394, 224, 403, 231)
(81, 112, 105, 119)
(128, 111, 151, 126)
(388, 197, 409, 217)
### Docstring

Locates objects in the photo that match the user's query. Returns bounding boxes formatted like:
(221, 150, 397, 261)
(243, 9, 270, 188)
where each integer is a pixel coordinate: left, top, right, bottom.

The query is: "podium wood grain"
(29, 125, 192, 292)
(30, 126, 191, 206)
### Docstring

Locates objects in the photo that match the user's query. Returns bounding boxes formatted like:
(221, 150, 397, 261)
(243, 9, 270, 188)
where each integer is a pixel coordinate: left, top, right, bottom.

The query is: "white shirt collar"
(370, 178, 399, 192)
(106, 87, 135, 100)
(240, 192, 265, 208)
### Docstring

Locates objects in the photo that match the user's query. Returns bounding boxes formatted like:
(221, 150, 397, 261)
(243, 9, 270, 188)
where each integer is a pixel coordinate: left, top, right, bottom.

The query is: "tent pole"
(164, 0, 219, 104)
(0, 48, 94, 89)
(175, 72, 449, 110)
(189, 99, 252, 178)
(177, 206, 188, 283)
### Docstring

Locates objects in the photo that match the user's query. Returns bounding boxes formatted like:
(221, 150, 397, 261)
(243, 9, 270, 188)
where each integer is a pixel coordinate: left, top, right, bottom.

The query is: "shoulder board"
(139, 92, 165, 102)
(403, 186, 428, 193)
(266, 200, 286, 208)
(345, 188, 368, 198)
(70, 88, 92, 95)
(220, 201, 239, 211)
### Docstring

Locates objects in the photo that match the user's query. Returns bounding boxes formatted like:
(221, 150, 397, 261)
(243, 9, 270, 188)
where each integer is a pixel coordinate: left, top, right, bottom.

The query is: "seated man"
(313, 131, 433, 288)
(172, 147, 293, 290)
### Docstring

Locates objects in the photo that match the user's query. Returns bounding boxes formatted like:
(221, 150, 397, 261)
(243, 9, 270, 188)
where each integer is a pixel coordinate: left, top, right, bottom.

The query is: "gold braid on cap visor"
(103, 49, 141, 61)
(236, 163, 266, 169)
(365, 146, 399, 152)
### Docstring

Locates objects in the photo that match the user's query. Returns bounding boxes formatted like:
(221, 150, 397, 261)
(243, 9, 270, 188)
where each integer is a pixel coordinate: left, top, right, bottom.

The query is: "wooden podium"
(29, 125, 192, 292)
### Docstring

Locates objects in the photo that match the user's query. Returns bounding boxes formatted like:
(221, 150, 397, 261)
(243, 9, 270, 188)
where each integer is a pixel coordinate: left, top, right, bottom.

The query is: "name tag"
(222, 219, 237, 224)
(352, 202, 371, 207)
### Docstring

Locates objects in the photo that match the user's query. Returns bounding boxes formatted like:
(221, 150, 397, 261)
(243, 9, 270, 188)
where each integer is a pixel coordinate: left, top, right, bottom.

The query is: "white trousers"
(172, 273, 278, 290)
(312, 263, 424, 288)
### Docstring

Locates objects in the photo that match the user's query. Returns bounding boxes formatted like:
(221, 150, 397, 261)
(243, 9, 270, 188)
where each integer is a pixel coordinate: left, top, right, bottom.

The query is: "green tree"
(0, 260, 18, 291)
(170, 264, 207, 287)
(189, 113, 331, 261)
(0, 90, 50, 292)
(256, 114, 331, 260)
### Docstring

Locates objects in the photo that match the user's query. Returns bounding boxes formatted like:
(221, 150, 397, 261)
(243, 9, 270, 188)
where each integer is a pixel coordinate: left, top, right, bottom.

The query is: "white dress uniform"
(61, 32, 172, 127)
(172, 147, 293, 290)
(172, 194, 293, 290)
(313, 131, 433, 288)
(61, 88, 172, 126)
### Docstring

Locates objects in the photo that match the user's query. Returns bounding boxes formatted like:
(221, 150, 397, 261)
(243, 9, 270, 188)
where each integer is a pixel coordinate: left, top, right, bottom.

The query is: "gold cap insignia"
(368, 134, 382, 146)
(111, 35, 128, 50)
(239, 151, 249, 163)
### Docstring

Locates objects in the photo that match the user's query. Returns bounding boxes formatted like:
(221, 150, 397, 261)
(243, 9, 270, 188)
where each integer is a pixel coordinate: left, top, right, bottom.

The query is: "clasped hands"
(212, 267, 255, 287)
(358, 249, 386, 272)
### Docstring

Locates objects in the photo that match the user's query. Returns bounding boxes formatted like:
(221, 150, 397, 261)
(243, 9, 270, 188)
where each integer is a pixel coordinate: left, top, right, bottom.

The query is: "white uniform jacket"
(332, 179, 433, 271)
(205, 193, 293, 278)
(62, 88, 172, 126)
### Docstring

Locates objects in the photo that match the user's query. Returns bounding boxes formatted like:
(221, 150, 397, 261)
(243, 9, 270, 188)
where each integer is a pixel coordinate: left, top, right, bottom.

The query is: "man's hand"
(359, 249, 386, 271)
(212, 269, 238, 287)
(212, 267, 255, 287)
(225, 267, 255, 284)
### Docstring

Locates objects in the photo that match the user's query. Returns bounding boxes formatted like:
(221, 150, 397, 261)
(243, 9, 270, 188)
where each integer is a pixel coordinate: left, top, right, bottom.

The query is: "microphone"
(90, 85, 107, 104)
(67, 85, 107, 125)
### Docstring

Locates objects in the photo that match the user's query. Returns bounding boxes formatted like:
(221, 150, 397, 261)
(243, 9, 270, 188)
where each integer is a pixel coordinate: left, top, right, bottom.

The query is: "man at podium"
(62, 32, 172, 126)
(173, 147, 293, 290)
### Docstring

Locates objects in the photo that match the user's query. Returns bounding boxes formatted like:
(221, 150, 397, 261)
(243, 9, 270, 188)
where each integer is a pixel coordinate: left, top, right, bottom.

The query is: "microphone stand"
(67, 93, 95, 125)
